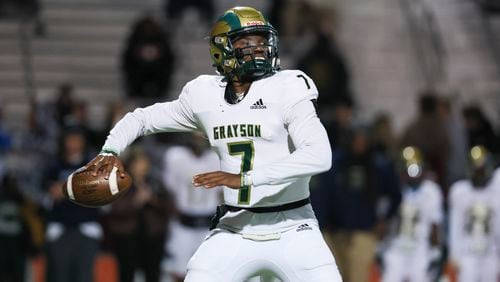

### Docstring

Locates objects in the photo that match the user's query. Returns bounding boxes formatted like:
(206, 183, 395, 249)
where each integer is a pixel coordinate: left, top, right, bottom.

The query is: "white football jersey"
(390, 180, 443, 252)
(492, 167, 500, 193)
(448, 179, 500, 261)
(102, 70, 331, 233)
(163, 146, 222, 216)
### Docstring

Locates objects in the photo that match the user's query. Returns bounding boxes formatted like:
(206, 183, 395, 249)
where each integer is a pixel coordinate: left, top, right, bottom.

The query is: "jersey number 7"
(228, 141, 254, 204)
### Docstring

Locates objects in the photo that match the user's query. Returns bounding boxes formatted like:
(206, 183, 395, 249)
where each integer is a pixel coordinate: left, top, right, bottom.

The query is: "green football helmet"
(209, 7, 280, 82)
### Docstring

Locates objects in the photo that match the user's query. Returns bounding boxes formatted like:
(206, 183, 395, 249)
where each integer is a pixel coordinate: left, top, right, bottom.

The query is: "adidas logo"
(296, 223, 312, 232)
(250, 98, 267, 109)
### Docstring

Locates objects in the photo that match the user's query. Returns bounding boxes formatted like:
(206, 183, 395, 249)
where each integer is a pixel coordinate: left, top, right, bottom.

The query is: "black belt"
(223, 198, 311, 213)
(209, 198, 311, 230)
(178, 213, 212, 228)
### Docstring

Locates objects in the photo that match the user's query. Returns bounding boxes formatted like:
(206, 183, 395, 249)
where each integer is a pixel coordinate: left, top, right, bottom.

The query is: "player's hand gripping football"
(192, 171, 241, 189)
(85, 154, 127, 180)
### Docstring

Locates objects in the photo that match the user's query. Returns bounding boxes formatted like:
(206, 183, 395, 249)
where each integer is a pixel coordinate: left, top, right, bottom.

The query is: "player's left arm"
(251, 72, 332, 186)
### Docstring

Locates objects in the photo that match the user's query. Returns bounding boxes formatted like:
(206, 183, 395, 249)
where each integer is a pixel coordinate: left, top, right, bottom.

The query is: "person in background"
(448, 145, 500, 282)
(54, 83, 75, 127)
(105, 147, 171, 282)
(370, 112, 398, 162)
(163, 0, 214, 25)
(162, 133, 222, 282)
(400, 92, 449, 190)
(0, 173, 28, 282)
(42, 128, 102, 282)
(382, 146, 444, 282)
(319, 126, 401, 282)
(462, 104, 499, 158)
(296, 27, 352, 123)
(122, 15, 175, 102)
(0, 106, 12, 153)
(436, 96, 468, 189)
(324, 96, 355, 151)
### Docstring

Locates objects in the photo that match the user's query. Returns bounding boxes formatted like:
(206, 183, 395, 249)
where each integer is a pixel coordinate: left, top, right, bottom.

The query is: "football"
(62, 167, 132, 208)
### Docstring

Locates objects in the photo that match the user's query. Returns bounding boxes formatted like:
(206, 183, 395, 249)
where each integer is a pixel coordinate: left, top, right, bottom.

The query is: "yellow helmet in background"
(209, 7, 279, 82)
(469, 145, 494, 187)
(401, 146, 424, 179)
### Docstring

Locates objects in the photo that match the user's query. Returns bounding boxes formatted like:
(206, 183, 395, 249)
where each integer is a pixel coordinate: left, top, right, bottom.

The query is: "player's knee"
(184, 269, 219, 282)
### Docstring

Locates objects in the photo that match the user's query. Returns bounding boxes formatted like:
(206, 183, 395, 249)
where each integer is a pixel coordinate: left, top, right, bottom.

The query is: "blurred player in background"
(162, 133, 222, 281)
(382, 146, 444, 282)
(448, 145, 500, 282)
(84, 6, 341, 281)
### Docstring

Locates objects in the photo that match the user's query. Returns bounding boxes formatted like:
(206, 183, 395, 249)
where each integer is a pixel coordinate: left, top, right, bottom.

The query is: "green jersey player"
(85, 6, 342, 281)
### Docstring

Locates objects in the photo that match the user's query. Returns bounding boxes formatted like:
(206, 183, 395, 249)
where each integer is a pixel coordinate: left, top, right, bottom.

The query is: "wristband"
(241, 171, 253, 187)
(100, 149, 118, 156)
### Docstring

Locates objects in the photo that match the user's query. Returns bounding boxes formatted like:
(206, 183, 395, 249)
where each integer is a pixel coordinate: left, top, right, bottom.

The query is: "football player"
(382, 146, 444, 282)
(162, 133, 222, 281)
(85, 6, 342, 282)
(448, 145, 500, 282)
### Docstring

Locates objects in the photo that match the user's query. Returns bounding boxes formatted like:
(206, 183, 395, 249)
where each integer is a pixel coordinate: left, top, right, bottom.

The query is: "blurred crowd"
(1, 0, 500, 282)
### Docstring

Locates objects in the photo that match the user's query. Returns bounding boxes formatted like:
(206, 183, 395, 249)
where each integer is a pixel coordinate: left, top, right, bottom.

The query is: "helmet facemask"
(228, 29, 279, 82)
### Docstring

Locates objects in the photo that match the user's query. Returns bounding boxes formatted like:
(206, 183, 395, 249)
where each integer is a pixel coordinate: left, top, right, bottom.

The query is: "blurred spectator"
(269, 0, 336, 46)
(296, 28, 352, 122)
(0, 107, 12, 153)
(0, 0, 45, 36)
(0, 173, 28, 282)
(448, 146, 500, 282)
(370, 112, 398, 162)
(55, 83, 75, 127)
(324, 96, 355, 151)
(400, 91, 450, 189)
(24, 102, 59, 157)
(437, 97, 468, 187)
(63, 100, 102, 151)
(382, 146, 444, 282)
(104, 101, 128, 132)
(122, 15, 175, 101)
(163, 0, 214, 24)
(462, 104, 499, 158)
(162, 133, 222, 282)
(42, 128, 102, 282)
(105, 148, 171, 282)
(318, 127, 401, 282)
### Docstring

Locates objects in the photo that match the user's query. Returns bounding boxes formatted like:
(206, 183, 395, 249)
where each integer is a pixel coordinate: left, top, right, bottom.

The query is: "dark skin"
(86, 34, 268, 190)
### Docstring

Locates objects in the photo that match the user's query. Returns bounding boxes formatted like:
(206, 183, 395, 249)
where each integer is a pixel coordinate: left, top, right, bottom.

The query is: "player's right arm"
(86, 84, 198, 178)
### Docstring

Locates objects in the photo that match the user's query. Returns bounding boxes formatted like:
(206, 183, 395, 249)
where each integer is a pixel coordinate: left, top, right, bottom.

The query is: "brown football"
(62, 167, 132, 208)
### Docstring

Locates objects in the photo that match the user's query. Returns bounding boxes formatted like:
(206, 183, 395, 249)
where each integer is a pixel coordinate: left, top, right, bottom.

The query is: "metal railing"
(399, 0, 447, 91)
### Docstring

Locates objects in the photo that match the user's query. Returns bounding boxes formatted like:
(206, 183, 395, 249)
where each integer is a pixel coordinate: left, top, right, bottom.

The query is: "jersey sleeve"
(251, 71, 332, 186)
(101, 84, 198, 155)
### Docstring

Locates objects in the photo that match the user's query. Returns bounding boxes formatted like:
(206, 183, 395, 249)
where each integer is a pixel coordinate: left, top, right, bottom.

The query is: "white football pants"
(184, 221, 342, 282)
(457, 252, 498, 282)
(382, 249, 430, 282)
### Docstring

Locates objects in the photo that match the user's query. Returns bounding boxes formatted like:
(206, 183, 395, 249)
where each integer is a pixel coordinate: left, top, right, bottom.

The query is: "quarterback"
(86, 6, 342, 281)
